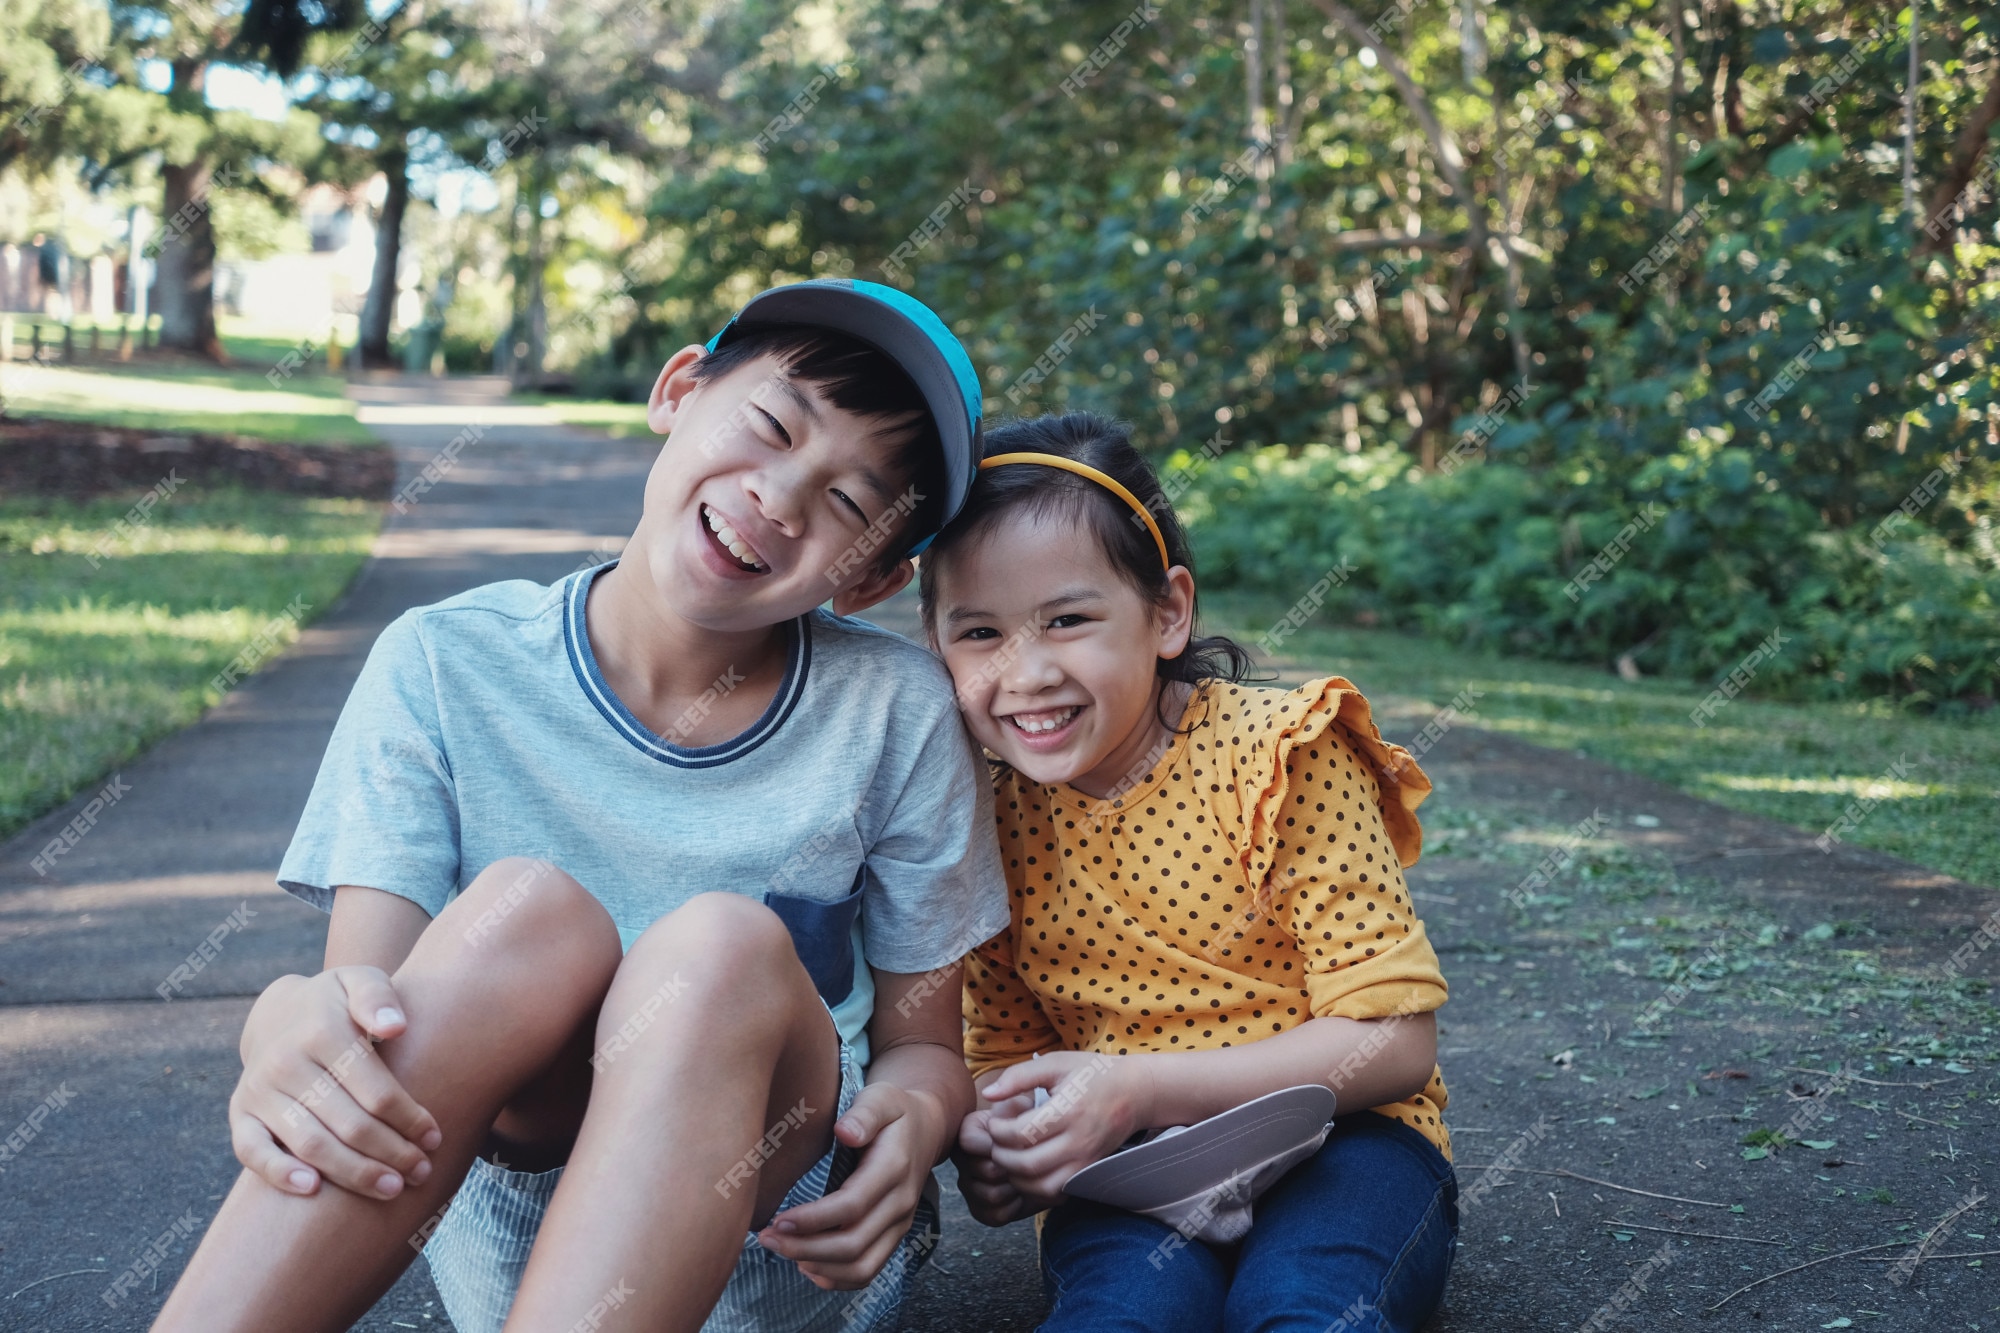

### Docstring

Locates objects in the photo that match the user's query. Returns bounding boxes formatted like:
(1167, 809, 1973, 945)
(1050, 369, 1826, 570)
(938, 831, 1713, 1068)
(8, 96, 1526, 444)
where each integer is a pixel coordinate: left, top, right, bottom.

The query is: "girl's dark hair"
(918, 412, 1255, 732)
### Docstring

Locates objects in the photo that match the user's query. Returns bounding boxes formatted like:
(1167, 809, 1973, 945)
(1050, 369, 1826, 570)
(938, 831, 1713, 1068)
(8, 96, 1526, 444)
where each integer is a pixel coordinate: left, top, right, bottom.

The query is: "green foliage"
(20, 0, 1999, 706)
(1178, 435, 2000, 703)
(583, 0, 1998, 704)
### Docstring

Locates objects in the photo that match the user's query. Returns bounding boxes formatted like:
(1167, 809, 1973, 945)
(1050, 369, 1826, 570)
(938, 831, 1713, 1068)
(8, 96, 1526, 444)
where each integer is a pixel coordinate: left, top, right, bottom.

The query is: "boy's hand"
(755, 1082, 947, 1290)
(952, 1104, 1057, 1226)
(230, 967, 442, 1201)
(981, 1051, 1154, 1201)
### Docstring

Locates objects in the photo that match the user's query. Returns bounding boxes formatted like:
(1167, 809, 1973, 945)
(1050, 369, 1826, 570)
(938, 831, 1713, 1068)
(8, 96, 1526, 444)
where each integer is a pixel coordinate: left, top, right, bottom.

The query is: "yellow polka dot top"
(962, 676, 1452, 1160)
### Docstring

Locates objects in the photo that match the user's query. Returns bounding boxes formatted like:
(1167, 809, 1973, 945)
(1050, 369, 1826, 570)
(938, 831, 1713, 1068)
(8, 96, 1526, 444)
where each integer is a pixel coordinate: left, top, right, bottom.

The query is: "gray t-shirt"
(278, 562, 1007, 1067)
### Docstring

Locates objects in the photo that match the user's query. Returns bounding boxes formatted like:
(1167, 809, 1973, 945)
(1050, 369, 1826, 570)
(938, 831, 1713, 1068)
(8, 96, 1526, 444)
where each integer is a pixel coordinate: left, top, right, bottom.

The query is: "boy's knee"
(638, 892, 792, 961)
(622, 892, 800, 1005)
(449, 857, 618, 966)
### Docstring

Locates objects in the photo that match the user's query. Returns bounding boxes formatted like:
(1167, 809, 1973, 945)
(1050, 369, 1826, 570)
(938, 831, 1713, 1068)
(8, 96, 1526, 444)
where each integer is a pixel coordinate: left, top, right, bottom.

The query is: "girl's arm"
(980, 1012, 1435, 1199)
(987, 714, 1449, 1197)
(953, 930, 1063, 1224)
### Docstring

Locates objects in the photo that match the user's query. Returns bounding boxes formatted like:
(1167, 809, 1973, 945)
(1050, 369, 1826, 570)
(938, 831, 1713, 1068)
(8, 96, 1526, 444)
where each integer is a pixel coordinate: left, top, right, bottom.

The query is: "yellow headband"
(977, 452, 1172, 573)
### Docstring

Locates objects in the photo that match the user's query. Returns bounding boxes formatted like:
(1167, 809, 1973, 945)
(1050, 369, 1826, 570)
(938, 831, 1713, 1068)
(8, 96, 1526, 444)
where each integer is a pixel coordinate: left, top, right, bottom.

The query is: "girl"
(919, 413, 1457, 1332)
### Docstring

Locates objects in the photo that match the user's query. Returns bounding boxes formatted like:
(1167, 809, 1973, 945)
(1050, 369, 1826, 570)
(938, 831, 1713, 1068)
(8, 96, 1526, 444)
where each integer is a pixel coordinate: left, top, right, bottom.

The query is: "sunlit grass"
(0, 359, 373, 445)
(0, 487, 381, 837)
(510, 394, 654, 438)
(1202, 590, 2000, 889)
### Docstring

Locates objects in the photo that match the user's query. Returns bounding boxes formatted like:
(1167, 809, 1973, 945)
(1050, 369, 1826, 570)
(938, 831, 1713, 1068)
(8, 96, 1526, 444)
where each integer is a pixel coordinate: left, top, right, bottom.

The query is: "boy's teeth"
(1011, 707, 1078, 734)
(703, 506, 765, 570)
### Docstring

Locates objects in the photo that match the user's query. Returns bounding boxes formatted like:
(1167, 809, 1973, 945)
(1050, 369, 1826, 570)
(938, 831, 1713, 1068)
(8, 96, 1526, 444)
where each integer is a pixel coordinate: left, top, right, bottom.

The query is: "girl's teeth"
(1013, 708, 1077, 734)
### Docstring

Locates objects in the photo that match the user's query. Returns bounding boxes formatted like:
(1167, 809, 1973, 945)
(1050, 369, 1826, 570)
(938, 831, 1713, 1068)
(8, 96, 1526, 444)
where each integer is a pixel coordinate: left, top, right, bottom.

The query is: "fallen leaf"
(1741, 1146, 1770, 1161)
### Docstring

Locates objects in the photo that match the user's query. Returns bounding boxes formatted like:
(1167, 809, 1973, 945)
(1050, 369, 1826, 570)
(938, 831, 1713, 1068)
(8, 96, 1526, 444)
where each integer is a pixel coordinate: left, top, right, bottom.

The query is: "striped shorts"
(423, 1032, 941, 1332)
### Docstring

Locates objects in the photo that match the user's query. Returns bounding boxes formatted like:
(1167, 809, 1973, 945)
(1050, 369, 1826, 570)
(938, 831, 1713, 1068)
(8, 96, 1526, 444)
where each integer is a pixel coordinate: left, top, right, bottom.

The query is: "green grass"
(0, 486, 381, 839)
(1202, 590, 2000, 890)
(0, 316, 372, 445)
(0, 357, 374, 446)
(510, 393, 654, 437)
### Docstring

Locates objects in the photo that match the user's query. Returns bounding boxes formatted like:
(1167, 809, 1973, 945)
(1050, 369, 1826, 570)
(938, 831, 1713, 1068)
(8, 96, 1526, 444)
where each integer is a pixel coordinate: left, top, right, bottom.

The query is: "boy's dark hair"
(691, 323, 947, 573)
(918, 412, 1254, 731)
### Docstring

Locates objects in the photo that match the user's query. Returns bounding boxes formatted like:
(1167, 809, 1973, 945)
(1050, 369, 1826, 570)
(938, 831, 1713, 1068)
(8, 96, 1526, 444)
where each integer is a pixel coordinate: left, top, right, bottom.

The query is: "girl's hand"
(756, 1083, 948, 1290)
(952, 1106, 1055, 1226)
(981, 1052, 1155, 1201)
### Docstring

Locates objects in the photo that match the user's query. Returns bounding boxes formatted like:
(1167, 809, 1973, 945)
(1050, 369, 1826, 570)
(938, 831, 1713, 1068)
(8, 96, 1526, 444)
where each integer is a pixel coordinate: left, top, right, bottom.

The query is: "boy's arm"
(229, 885, 442, 1202)
(753, 962, 971, 1289)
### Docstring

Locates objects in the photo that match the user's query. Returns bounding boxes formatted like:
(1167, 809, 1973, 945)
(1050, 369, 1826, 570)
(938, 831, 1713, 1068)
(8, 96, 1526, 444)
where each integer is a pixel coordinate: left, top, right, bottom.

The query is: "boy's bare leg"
(503, 892, 844, 1333)
(154, 860, 621, 1333)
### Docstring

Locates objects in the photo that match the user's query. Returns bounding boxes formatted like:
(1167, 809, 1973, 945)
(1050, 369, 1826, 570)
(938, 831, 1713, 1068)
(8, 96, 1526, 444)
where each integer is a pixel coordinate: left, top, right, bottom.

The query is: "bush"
(1176, 441, 2000, 706)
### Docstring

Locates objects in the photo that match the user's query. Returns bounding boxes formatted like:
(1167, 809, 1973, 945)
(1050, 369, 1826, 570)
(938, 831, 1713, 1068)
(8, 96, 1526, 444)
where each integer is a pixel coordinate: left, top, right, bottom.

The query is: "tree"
(0, 0, 111, 177)
(298, 0, 497, 368)
(103, 0, 362, 360)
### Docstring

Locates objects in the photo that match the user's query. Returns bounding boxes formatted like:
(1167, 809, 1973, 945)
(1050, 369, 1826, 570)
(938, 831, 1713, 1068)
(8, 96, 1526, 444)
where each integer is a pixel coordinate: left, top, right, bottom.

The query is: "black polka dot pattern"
(962, 676, 1455, 1160)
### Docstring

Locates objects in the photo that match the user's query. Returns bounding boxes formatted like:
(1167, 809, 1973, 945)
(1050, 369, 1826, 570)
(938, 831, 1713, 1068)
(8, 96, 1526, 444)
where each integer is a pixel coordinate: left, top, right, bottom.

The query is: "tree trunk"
(1666, 0, 1684, 215)
(359, 146, 411, 370)
(156, 158, 224, 361)
(1916, 58, 2000, 257)
(155, 58, 224, 362)
(515, 160, 550, 388)
(1271, 0, 1294, 170)
(1902, 0, 1920, 225)
(1246, 0, 1272, 206)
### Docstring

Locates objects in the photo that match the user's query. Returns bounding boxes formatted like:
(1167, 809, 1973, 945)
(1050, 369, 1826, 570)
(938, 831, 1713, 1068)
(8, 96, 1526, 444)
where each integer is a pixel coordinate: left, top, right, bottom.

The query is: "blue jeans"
(1038, 1112, 1457, 1333)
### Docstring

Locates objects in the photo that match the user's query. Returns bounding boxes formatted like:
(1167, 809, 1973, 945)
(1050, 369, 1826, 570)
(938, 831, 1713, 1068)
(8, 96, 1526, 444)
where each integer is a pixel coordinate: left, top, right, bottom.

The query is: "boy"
(155, 280, 1009, 1333)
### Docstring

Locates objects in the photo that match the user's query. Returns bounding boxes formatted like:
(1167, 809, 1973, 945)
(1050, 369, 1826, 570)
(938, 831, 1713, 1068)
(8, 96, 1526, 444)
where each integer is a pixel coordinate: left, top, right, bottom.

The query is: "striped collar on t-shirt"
(562, 561, 811, 769)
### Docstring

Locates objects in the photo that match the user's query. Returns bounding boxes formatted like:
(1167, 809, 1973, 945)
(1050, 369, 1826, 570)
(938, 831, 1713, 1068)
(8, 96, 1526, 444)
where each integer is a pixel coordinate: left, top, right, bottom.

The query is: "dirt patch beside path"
(0, 415, 395, 500)
(1380, 701, 2000, 1332)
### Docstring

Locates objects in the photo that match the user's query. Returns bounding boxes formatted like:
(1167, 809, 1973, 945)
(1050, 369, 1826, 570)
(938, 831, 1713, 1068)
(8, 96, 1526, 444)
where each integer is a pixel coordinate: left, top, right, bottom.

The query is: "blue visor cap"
(707, 279, 982, 555)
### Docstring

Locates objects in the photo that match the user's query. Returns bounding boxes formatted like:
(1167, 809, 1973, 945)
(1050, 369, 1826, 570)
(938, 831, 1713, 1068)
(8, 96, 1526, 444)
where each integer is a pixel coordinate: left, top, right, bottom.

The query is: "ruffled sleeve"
(1206, 678, 1446, 1022)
